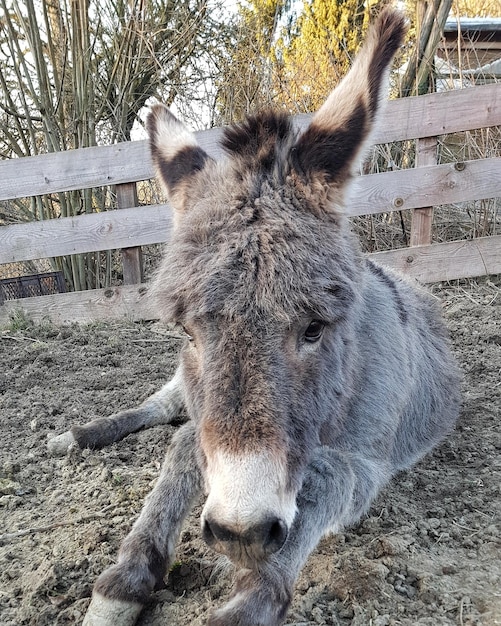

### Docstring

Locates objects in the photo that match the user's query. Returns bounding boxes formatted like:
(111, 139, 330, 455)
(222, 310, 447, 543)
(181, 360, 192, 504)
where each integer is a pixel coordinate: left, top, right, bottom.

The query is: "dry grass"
(430, 273, 501, 305)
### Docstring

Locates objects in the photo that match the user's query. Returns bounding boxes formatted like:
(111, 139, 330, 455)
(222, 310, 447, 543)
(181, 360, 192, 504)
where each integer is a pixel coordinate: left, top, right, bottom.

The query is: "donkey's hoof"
(82, 592, 142, 626)
(47, 430, 77, 456)
(207, 578, 291, 626)
(208, 600, 287, 626)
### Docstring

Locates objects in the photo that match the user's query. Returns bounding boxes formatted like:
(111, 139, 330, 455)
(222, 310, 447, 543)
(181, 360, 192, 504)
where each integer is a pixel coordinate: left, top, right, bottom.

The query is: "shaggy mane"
(221, 111, 296, 172)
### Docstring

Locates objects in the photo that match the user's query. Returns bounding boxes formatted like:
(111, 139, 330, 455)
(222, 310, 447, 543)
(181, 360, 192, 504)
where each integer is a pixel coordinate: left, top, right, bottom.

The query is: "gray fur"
(92, 422, 201, 603)
(70, 9, 460, 625)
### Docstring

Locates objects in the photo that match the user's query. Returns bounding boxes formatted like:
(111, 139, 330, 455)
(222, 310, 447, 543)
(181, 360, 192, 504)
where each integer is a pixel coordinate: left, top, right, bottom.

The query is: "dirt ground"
(0, 278, 500, 626)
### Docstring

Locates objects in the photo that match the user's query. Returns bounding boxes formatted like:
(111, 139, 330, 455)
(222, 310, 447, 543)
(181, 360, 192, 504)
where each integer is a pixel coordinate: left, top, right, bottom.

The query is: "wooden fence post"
(116, 182, 143, 284)
(410, 136, 438, 247)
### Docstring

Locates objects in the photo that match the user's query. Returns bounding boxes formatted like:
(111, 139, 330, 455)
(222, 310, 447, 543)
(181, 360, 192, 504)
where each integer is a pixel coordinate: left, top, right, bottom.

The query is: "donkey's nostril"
(263, 517, 288, 554)
(202, 518, 236, 546)
(202, 518, 216, 546)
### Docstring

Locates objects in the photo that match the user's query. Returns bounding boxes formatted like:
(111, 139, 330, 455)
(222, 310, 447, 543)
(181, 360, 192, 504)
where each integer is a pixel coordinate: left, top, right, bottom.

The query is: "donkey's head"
(147, 9, 406, 568)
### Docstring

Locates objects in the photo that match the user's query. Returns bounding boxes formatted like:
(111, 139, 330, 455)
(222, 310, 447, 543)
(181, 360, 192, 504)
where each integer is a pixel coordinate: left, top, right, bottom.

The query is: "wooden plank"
(116, 183, 143, 284)
(0, 284, 154, 326)
(375, 83, 501, 143)
(1, 155, 499, 264)
(349, 156, 501, 217)
(292, 84, 501, 145)
(410, 136, 437, 246)
(0, 141, 149, 201)
(370, 235, 501, 282)
(1, 85, 500, 201)
(0, 203, 173, 264)
(0, 128, 223, 201)
(2, 235, 500, 325)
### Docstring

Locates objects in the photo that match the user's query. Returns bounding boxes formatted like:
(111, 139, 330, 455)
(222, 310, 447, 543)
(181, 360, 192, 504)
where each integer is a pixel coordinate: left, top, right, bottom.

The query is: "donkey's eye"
(183, 328, 194, 342)
(304, 320, 325, 343)
(178, 324, 194, 342)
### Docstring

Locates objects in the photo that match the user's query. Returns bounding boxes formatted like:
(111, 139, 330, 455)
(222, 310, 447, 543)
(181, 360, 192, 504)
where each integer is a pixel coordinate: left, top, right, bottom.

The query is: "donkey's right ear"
(290, 9, 407, 205)
(146, 104, 212, 217)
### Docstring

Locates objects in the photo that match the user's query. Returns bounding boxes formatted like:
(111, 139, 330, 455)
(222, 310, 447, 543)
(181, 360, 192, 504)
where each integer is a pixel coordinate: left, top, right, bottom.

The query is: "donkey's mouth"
(202, 515, 288, 568)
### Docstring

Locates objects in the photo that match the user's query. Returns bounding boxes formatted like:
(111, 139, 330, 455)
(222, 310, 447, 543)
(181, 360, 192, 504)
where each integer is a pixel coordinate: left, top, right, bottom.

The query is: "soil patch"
(1, 281, 500, 625)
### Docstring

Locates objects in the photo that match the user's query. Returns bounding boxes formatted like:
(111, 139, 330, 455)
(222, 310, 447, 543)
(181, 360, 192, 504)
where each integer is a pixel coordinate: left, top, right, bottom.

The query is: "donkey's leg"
(208, 448, 390, 626)
(83, 421, 201, 626)
(47, 368, 184, 456)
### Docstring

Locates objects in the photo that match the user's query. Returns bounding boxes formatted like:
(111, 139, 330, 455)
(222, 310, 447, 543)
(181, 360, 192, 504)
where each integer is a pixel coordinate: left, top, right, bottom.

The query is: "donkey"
(49, 9, 460, 626)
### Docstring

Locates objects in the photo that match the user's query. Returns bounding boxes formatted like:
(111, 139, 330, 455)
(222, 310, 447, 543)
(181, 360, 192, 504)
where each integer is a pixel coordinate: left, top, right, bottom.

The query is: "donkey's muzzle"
(202, 515, 288, 564)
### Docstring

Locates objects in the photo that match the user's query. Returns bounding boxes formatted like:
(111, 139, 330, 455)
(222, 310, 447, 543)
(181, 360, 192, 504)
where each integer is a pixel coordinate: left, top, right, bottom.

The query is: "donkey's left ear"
(291, 8, 407, 191)
(146, 104, 213, 217)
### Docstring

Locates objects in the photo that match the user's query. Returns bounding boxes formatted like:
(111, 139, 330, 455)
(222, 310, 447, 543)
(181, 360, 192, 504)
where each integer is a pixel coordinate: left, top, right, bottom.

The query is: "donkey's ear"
(146, 104, 212, 216)
(292, 8, 407, 190)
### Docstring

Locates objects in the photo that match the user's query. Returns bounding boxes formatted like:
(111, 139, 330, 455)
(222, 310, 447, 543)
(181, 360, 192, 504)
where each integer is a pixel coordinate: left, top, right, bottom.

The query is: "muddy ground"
(0, 279, 500, 626)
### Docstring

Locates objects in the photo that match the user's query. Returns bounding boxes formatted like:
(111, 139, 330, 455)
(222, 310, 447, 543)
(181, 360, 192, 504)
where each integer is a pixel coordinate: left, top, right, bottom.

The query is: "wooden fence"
(1, 84, 500, 325)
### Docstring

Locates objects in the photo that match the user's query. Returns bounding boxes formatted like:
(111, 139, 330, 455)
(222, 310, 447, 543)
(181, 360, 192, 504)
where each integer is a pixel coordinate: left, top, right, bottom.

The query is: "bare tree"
(399, 0, 454, 96)
(0, 0, 227, 289)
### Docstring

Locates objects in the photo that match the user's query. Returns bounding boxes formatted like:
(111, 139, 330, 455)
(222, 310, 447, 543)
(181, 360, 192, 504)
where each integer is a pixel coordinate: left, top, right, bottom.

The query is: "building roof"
(444, 18, 501, 34)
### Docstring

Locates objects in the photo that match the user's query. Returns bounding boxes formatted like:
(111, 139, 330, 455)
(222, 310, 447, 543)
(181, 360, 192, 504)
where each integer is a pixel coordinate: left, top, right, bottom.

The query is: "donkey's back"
(344, 259, 459, 476)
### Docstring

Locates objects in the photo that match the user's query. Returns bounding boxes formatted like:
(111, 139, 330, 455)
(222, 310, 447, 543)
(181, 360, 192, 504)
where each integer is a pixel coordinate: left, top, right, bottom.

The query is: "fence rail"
(1, 84, 500, 325)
